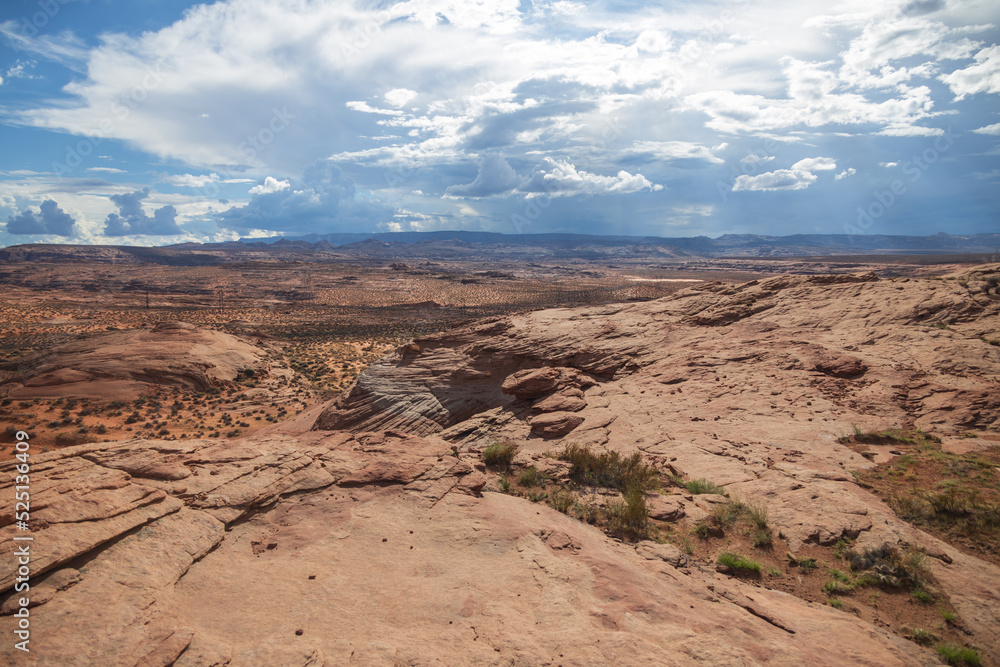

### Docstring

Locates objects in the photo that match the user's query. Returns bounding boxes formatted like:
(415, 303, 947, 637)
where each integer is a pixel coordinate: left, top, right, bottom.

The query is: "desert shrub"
(752, 528, 773, 548)
(936, 644, 981, 667)
(605, 484, 648, 540)
(910, 629, 937, 646)
(550, 490, 576, 514)
(711, 498, 743, 527)
(517, 466, 546, 487)
(482, 441, 520, 469)
(685, 478, 724, 495)
(717, 552, 762, 574)
(846, 544, 930, 590)
(746, 500, 769, 530)
(788, 555, 817, 572)
(560, 443, 657, 492)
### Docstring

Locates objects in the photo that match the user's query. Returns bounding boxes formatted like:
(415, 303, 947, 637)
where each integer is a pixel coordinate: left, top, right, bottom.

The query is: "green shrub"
(710, 497, 743, 527)
(910, 629, 937, 646)
(752, 528, 773, 548)
(605, 484, 648, 540)
(846, 544, 929, 590)
(482, 441, 520, 469)
(685, 478, 724, 495)
(560, 443, 658, 492)
(717, 552, 762, 574)
(517, 466, 546, 487)
(936, 643, 981, 667)
(550, 490, 576, 514)
(746, 500, 769, 530)
(788, 555, 817, 572)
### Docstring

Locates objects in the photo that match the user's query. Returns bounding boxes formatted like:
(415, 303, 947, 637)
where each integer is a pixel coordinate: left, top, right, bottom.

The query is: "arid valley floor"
(0, 248, 998, 666)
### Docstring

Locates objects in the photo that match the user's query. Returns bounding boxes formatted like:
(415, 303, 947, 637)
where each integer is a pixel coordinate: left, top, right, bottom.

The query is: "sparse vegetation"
(684, 478, 724, 495)
(605, 484, 649, 540)
(482, 441, 520, 469)
(559, 443, 658, 492)
(717, 552, 762, 575)
(516, 466, 546, 487)
(936, 643, 981, 667)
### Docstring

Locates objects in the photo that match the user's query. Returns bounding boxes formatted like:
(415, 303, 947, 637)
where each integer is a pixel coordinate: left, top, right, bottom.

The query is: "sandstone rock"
(502, 367, 562, 398)
(646, 494, 685, 521)
(532, 388, 587, 413)
(4, 322, 274, 401)
(529, 411, 585, 437)
(636, 540, 688, 567)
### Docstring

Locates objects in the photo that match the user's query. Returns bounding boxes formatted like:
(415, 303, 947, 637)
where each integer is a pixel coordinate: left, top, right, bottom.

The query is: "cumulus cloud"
(216, 160, 394, 234)
(103, 189, 182, 236)
(249, 176, 291, 195)
(733, 156, 840, 192)
(941, 45, 1000, 100)
(384, 88, 418, 108)
(733, 169, 818, 192)
(522, 158, 662, 197)
(835, 168, 857, 180)
(5, 200, 77, 236)
(444, 154, 522, 198)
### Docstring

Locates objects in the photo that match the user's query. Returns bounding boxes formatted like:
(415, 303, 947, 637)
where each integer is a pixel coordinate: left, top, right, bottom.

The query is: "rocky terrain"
(1, 264, 999, 665)
(2, 321, 281, 402)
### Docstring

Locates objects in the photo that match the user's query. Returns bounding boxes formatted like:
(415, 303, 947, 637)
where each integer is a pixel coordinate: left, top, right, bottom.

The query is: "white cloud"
(733, 156, 838, 192)
(87, 167, 127, 174)
(385, 88, 418, 108)
(972, 122, 1000, 135)
(523, 158, 662, 197)
(248, 176, 291, 195)
(791, 157, 837, 172)
(733, 169, 817, 191)
(876, 125, 945, 137)
(941, 45, 1000, 100)
(879, 161, 899, 168)
(835, 167, 857, 180)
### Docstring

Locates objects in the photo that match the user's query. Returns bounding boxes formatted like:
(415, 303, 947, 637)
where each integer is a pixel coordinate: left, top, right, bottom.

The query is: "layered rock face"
(3, 321, 273, 401)
(2, 266, 999, 666)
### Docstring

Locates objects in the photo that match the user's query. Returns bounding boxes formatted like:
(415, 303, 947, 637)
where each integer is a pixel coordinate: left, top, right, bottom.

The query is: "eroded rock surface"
(0, 434, 946, 667)
(2, 267, 999, 665)
(2, 321, 277, 401)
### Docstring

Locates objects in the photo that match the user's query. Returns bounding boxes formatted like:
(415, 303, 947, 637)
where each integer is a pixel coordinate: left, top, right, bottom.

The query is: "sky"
(0, 0, 998, 248)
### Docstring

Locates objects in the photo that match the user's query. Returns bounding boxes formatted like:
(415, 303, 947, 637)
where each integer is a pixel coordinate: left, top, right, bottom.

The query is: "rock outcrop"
(2, 321, 275, 401)
(0, 434, 945, 666)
